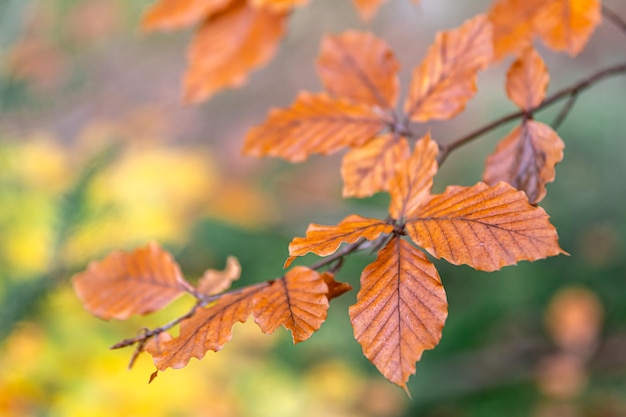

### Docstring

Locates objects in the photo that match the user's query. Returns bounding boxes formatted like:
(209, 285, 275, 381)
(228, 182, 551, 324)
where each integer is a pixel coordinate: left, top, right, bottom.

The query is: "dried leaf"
(341, 134, 410, 198)
(483, 120, 564, 204)
(243, 92, 386, 162)
(184, 1, 287, 103)
(406, 182, 565, 271)
(321, 272, 353, 300)
(150, 284, 266, 370)
(250, 0, 309, 13)
(534, 0, 601, 56)
(286, 214, 394, 267)
(349, 237, 448, 389)
(388, 133, 439, 219)
(197, 256, 242, 296)
(72, 242, 188, 320)
(141, 0, 233, 31)
(352, 0, 390, 21)
(253, 267, 329, 343)
(506, 47, 549, 111)
(317, 31, 400, 108)
(488, 0, 546, 60)
(404, 14, 492, 122)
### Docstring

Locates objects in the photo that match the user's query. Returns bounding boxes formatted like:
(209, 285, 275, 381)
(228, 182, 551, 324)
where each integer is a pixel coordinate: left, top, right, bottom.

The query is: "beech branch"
(603, 5, 626, 35)
(438, 62, 626, 165)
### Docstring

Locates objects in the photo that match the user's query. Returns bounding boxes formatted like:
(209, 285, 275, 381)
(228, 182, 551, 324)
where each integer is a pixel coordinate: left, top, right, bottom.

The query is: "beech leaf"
(141, 0, 233, 31)
(507, 47, 550, 111)
(197, 256, 242, 296)
(341, 134, 410, 198)
(317, 31, 400, 109)
(250, 0, 309, 13)
(488, 0, 546, 60)
(388, 133, 439, 220)
(243, 92, 387, 162)
(404, 14, 493, 122)
(349, 237, 448, 389)
(352, 0, 390, 21)
(72, 242, 189, 320)
(253, 267, 329, 343)
(183, 1, 287, 103)
(321, 272, 353, 301)
(406, 181, 566, 272)
(286, 214, 394, 267)
(483, 120, 565, 204)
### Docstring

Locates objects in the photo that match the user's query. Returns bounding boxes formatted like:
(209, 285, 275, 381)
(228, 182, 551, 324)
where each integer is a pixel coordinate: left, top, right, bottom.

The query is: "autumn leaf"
(317, 31, 400, 108)
(488, 0, 546, 60)
(141, 0, 233, 31)
(321, 272, 353, 300)
(250, 0, 309, 13)
(388, 132, 439, 219)
(349, 237, 447, 389)
(72, 242, 189, 320)
(150, 284, 266, 370)
(196, 256, 242, 296)
(405, 181, 565, 272)
(253, 267, 329, 343)
(534, 0, 601, 56)
(483, 121, 564, 204)
(243, 92, 387, 162)
(404, 14, 493, 122)
(286, 214, 394, 267)
(184, 1, 287, 103)
(352, 0, 390, 21)
(506, 47, 550, 111)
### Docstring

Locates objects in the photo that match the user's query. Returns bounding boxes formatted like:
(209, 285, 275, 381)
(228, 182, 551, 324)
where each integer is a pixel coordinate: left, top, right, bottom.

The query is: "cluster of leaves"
(72, 0, 623, 392)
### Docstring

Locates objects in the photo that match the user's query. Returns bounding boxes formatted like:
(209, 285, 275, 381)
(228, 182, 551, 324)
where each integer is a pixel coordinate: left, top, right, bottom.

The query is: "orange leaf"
(483, 120, 565, 204)
(317, 31, 400, 109)
(534, 0, 601, 56)
(506, 47, 550, 111)
(286, 214, 394, 267)
(341, 134, 410, 198)
(488, 0, 546, 61)
(72, 242, 189, 320)
(349, 237, 448, 389)
(321, 272, 353, 300)
(404, 14, 492, 122)
(149, 284, 266, 370)
(388, 133, 439, 219)
(141, 0, 232, 31)
(184, 1, 287, 103)
(197, 256, 242, 296)
(250, 0, 309, 12)
(406, 182, 565, 272)
(243, 92, 387, 162)
(253, 267, 329, 343)
(352, 0, 389, 21)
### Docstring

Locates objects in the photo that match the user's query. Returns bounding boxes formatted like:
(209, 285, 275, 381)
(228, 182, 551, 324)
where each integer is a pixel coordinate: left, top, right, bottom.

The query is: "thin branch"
(552, 91, 578, 130)
(438, 62, 626, 165)
(603, 5, 626, 35)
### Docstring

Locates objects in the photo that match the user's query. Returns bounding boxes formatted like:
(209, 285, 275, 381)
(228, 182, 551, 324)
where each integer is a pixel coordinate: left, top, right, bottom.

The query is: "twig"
(438, 62, 626, 165)
(552, 91, 578, 130)
(603, 5, 626, 35)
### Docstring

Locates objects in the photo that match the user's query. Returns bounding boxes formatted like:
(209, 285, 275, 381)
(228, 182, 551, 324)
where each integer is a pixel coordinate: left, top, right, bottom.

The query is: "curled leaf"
(197, 256, 242, 296)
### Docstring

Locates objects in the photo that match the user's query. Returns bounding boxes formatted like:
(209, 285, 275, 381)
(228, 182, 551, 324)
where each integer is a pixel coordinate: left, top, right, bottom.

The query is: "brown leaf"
(150, 284, 266, 370)
(349, 237, 448, 389)
(286, 214, 394, 267)
(197, 256, 242, 296)
(506, 47, 549, 111)
(483, 120, 564, 204)
(406, 182, 565, 271)
(184, 1, 287, 103)
(253, 267, 329, 343)
(321, 272, 352, 300)
(341, 134, 410, 198)
(72, 242, 189, 320)
(404, 14, 492, 122)
(243, 92, 387, 162)
(488, 0, 546, 60)
(250, 0, 309, 12)
(388, 133, 439, 219)
(317, 31, 400, 109)
(352, 0, 390, 21)
(141, 0, 233, 31)
(534, 0, 601, 56)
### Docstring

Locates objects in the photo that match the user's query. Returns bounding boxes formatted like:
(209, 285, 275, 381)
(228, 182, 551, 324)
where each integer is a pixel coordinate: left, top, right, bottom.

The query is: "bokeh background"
(1, 0, 626, 416)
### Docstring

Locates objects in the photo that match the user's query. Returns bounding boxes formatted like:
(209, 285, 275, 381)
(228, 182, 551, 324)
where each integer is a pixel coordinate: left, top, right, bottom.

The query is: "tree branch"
(438, 62, 626, 165)
(603, 5, 626, 35)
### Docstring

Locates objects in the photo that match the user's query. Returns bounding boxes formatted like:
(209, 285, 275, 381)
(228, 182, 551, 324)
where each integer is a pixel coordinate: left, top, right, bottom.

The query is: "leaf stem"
(438, 62, 626, 165)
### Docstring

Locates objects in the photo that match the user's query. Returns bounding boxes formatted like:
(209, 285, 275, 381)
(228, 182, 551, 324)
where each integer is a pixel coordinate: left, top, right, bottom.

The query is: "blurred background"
(1, 0, 626, 416)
